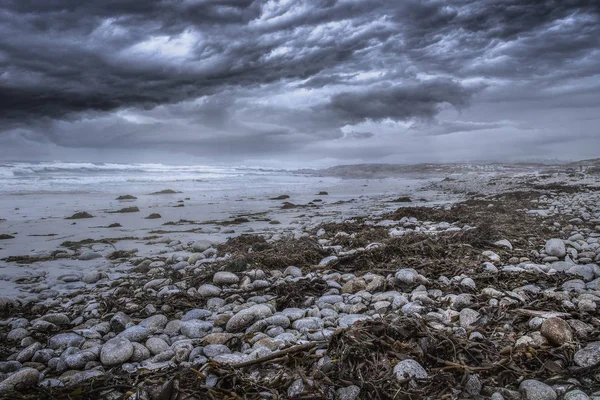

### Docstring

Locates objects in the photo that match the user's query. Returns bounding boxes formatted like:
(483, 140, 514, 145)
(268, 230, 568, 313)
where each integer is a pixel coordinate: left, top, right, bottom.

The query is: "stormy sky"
(1, 0, 599, 166)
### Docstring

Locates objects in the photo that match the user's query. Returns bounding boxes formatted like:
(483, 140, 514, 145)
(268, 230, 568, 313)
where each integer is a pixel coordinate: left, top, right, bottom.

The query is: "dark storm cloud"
(0, 0, 599, 163)
(325, 80, 476, 124)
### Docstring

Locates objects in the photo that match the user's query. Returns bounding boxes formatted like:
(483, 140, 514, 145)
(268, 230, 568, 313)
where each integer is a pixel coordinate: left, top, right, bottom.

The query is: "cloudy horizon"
(1, 0, 599, 167)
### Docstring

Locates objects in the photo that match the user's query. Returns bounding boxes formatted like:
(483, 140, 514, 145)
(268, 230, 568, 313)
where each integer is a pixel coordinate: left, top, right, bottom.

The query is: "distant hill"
(297, 159, 600, 179)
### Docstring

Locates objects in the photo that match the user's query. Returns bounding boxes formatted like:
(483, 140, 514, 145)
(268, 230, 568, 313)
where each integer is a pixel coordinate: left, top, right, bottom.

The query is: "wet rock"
(540, 317, 573, 346)
(519, 379, 557, 400)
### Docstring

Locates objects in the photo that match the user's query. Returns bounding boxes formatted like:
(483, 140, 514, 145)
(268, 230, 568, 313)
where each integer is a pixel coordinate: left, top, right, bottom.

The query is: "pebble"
(540, 317, 573, 346)
(519, 379, 557, 400)
(145, 338, 170, 355)
(180, 320, 213, 338)
(0, 368, 40, 393)
(283, 266, 302, 277)
(564, 390, 591, 400)
(226, 305, 273, 332)
(198, 284, 222, 298)
(545, 239, 566, 258)
(100, 337, 134, 366)
(393, 359, 428, 380)
(574, 342, 600, 368)
(213, 271, 239, 285)
(336, 385, 361, 400)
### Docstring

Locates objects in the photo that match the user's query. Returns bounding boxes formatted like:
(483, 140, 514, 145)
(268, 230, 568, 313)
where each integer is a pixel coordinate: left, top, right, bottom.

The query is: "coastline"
(0, 166, 599, 398)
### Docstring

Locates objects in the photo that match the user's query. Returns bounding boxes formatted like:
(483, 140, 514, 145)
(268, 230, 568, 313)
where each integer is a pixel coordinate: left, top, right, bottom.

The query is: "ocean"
(0, 161, 308, 195)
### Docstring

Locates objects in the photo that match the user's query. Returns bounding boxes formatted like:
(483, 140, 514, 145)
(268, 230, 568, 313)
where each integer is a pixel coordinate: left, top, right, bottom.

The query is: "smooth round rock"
(100, 337, 134, 367)
(540, 317, 573, 346)
(145, 338, 169, 355)
(226, 305, 273, 332)
(519, 379, 557, 400)
(574, 342, 600, 368)
(213, 271, 239, 285)
(0, 368, 40, 393)
(545, 239, 566, 258)
(181, 320, 213, 338)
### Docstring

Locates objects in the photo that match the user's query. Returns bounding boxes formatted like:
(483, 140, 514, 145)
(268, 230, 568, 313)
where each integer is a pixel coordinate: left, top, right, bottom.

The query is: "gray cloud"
(0, 0, 598, 164)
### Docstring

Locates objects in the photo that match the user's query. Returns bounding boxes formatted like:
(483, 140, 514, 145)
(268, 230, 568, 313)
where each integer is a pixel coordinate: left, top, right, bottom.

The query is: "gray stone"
(393, 359, 428, 380)
(292, 317, 324, 331)
(288, 378, 304, 397)
(41, 313, 70, 326)
(48, 333, 85, 349)
(564, 390, 591, 400)
(118, 326, 149, 342)
(283, 266, 302, 278)
(198, 284, 222, 298)
(574, 342, 600, 368)
(130, 342, 151, 362)
(0, 368, 40, 393)
(213, 271, 239, 285)
(82, 271, 104, 284)
(172, 340, 195, 362)
(100, 337, 134, 366)
(138, 314, 168, 333)
(395, 268, 420, 285)
(203, 344, 231, 358)
(64, 350, 98, 369)
(182, 309, 212, 321)
(519, 379, 557, 400)
(226, 304, 273, 332)
(79, 251, 102, 260)
(192, 240, 212, 252)
(545, 239, 566, 258)
(7, 328, 29, 342)
(336, 385, 361, 400)
(16, 342, 42, 363)
(181, 320, 213, 338)
(110, 312, 133, 332)
(145, 337, 169, 355)
(0, 361, 22, 373)
(319, 256, 338, 266)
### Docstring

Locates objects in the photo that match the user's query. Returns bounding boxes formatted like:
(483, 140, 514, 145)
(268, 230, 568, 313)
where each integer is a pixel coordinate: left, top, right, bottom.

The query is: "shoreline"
(0, 168, 599, 398)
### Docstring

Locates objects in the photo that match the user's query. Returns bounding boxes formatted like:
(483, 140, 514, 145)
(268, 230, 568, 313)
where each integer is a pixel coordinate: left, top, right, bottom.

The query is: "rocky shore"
(1, 170, 600, 399)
